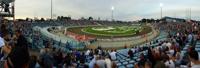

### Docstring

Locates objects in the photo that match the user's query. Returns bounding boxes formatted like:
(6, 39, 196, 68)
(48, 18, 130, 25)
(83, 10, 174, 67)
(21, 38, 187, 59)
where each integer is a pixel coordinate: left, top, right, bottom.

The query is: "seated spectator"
(29, 55, 38, 68)
(95, 55, 106, 68)
(188, 50, 200, 68)
(39, 48, 53, 68)
(64, 53, 73, 67)
(163, 54, 175, 68)
(154, 61, 167, 68)
(0, 35, 5, 60)
(138, 53, 146, 67)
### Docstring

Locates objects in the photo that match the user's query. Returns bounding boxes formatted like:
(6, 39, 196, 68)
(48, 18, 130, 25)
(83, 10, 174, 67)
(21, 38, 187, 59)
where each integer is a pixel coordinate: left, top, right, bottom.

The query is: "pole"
(51, 0, 53, 19)
(161, 7, 162, 19)
(13, 2, 15, 23)
(190, 8, 191, 20)
(111, 6, 114, 21)
(111, 9, 113, 21)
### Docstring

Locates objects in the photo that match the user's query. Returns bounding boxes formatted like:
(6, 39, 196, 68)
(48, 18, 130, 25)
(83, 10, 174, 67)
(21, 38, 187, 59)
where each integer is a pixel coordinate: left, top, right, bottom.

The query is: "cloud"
(15, 0, 200, 21)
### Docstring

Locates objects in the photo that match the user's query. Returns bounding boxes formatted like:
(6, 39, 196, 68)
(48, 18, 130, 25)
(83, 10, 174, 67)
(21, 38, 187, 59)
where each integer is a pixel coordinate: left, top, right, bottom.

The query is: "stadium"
(0, 0, 200, 68)
(35, 21, 158, 49)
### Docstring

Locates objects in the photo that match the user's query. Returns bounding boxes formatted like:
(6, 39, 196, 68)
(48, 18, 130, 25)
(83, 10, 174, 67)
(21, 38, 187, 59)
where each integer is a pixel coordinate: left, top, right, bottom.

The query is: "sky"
(15, 0, 200, 21)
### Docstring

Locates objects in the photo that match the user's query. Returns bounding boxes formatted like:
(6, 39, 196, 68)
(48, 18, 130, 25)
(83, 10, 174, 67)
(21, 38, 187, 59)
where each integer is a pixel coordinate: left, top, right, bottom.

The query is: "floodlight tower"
(159, 3, 163, 19)
(51, 0, 53, 20)
(0, 0, 15, 22)
(111, 6, 114, 21)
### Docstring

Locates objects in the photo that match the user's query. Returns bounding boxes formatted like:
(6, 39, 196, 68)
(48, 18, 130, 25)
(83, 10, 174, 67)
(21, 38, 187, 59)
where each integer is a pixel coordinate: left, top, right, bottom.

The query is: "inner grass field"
(82, 26, 142, 36)
(67, 25, 152, 38)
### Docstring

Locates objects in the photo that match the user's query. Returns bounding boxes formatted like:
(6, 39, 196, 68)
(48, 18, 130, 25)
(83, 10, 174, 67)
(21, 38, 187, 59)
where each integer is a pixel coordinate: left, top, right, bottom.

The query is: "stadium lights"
(160, 3, 163, 7)
(160, 3, 163, 19)
(111, 6, 115, 10)
(111, 6, 115, 21)
(51, 0, 53, 19)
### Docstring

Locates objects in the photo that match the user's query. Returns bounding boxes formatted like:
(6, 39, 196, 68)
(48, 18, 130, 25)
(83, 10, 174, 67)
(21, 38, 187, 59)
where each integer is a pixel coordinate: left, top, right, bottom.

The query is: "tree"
(57, 16, 61, 20)
(150, 18, 155, 23)
(88, 16, 93, 20)
(25, 17, 29, 21)
(80, 17, 86, 20)
(141, 18, 147, 23)
(61, 16, 64, 19)
(41, 18, 45, 21)
(66, 16, 71, 20)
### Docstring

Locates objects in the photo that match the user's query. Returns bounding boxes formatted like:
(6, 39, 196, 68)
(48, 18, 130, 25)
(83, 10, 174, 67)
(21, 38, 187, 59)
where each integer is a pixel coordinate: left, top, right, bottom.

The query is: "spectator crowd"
(0, 19, 200, 68)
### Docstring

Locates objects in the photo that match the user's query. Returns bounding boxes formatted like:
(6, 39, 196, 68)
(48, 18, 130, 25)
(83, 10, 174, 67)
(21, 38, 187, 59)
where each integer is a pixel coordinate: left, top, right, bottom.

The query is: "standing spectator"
(89, 55, 97, 68)
(6, 30, 30, 68)
(109, 50, 117, 61)
(95, 55, 106, 68)
(105, 56, 112, 68)
(128, 49, 133, 59)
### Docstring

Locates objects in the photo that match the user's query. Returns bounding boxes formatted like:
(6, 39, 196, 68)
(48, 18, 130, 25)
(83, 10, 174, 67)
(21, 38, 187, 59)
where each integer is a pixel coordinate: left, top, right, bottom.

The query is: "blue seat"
(196, 45, 200, 48)
(196, 42, 200, 45)
(197, 44, 200, 46)
(114, 60, 120, 63)
(126, 59, 131, 61)
(129, 60, 135, 64)
(122, 62, 128, 65)
(136, 58, 140, 62)
(120, 60, 126, 62)
(126, 64, 134, 68)
(117, 62, 122, 66)
(118, 66, 126, 68)
(195, 48, 200, 52)
(133, 57, 138, 59)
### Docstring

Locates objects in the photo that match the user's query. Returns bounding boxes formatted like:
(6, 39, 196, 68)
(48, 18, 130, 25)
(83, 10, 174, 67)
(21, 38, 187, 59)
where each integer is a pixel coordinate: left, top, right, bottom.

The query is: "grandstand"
(0, 0, 200, 68)
(1, 17, 200, 68)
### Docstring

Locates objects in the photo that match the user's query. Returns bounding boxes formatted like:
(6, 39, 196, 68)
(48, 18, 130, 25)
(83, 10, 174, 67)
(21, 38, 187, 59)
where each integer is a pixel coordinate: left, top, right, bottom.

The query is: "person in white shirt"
(104, 56, 112, 68)
(0, 36, 5, 60)
(95, 56, 106, 68)
(85, 49, 90, 56)
(188, 50, 200, 68)
(164, 55, 175, 68)
(109, 50, 117, 61)
(166, 42, 172, 49)
(89, 55, 97, 68)
(164, 60, 175, 68)
(131, 47, 136, 53)
(0, 37, 5, 48)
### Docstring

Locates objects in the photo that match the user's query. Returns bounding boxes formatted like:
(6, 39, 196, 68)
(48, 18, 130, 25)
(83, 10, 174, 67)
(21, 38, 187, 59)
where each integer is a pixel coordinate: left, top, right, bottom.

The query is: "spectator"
(64, 53, 72, 67)
(5, 30, 30, 68)
(29, 55, 38, 68)
(109, 50, 117, 61)
(128, 49, 133, 59)
(89, 54, 97, 68)
(105, 55, 112, 68)
(163, 54, 175, 68)
(95, 55, 106, 68)
(188, 50, 200, 68)
(0, 34, 5, 60)
(39, 48, 54, 68)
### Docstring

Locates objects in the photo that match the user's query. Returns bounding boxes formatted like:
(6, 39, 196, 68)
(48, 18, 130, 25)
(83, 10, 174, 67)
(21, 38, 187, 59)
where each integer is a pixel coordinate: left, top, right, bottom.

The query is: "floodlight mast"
(51, 0, 53, 20)
(160, 3, 163, 19)
(111, 6, 114, 21)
